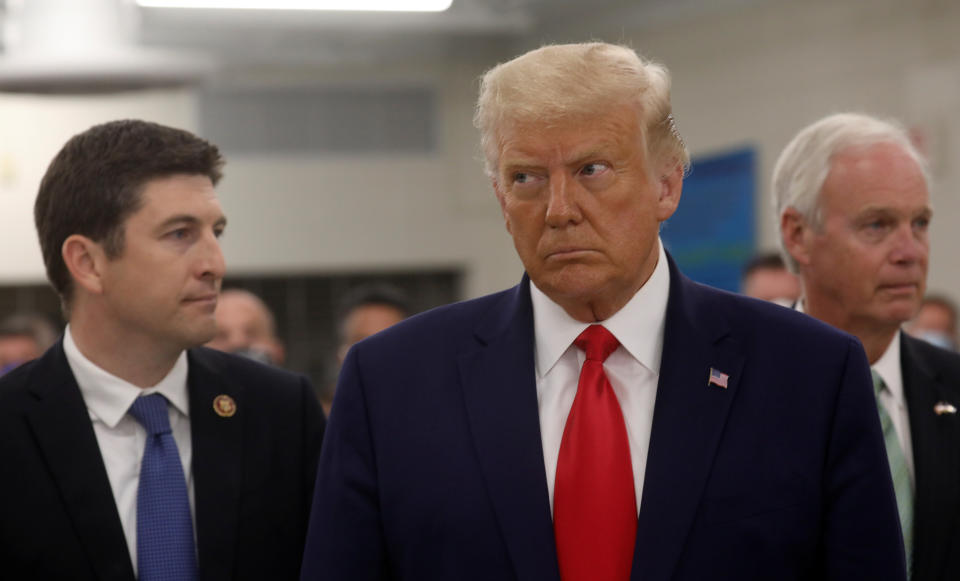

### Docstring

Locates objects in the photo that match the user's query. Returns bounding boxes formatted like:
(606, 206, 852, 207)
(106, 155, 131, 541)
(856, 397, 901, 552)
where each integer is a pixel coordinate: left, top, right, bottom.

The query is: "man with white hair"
(776, 112, 960, 580)
(302, 44, 904, 580)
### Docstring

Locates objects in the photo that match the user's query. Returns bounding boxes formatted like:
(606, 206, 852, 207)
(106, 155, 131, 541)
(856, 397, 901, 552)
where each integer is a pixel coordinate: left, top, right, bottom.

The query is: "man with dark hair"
(740, 252, 801, 305)
(318, 284, 410, 413)
(335, 284, 410, 362)
(0, 119, 325, 581)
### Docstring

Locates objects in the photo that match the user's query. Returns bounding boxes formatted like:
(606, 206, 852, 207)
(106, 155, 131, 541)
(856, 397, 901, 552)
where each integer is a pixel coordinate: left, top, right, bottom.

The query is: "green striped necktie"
(872, 369, 913, 578)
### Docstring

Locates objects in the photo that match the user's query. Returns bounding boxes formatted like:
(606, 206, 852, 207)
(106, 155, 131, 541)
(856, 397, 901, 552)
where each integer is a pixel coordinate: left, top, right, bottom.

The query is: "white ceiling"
(0, 0, 771, 87)
(133, 0, 765, 67)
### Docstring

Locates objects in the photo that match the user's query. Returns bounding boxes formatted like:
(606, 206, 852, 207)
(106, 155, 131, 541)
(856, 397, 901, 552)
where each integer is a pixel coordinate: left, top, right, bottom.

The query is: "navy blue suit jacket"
(302, 259, 906, 580)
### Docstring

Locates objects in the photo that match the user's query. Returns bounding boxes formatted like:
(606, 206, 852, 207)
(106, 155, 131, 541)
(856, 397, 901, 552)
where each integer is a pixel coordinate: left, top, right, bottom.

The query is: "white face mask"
(914, 330, 956, 351)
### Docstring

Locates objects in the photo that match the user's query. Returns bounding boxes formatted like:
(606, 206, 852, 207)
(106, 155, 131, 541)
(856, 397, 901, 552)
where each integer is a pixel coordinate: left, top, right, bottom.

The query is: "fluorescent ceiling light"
(136, 0, 453, 11)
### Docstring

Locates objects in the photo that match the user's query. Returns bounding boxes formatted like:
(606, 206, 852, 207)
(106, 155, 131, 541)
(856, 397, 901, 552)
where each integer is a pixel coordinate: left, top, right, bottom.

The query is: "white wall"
(212, 59, 521, 299)
(0, 90, 198, 282)
(2, 0, 959, 303)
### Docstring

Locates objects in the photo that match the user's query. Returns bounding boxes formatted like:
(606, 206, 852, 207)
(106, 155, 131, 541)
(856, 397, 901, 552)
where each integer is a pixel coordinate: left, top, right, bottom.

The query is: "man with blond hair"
(776, 112, 960, 581)
(302, 44, 904, 580)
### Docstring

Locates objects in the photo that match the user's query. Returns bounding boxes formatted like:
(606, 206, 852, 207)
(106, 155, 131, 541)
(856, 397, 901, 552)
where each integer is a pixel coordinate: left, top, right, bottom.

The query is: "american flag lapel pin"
(708, 367, 729, 389)
(934, 401, 957, 416)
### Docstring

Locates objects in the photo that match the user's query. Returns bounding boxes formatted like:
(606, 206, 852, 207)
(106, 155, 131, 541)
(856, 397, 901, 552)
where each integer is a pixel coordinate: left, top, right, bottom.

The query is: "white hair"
(771, 112, 930, 272)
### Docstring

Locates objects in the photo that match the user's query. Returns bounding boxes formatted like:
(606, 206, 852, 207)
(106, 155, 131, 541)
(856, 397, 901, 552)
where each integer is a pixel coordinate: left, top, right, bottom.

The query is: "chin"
(183, 324, 218, 349)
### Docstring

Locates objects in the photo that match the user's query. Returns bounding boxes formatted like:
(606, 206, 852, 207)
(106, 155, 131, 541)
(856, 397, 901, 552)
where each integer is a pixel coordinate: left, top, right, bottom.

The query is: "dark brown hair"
(34, 119, 224, 308)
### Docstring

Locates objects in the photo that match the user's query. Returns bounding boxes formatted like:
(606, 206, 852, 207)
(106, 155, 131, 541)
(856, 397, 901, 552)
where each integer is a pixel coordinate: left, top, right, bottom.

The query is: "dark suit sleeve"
(822, 337, 907, 579)
(300, 346, 388, 580)
(300, 375, 326, 517)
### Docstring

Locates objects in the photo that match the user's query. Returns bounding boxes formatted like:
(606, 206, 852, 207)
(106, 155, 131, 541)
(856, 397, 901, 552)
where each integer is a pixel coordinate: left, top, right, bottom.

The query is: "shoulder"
(356, 286, 518, 351)
(681, 277, 859, 350)
(188, 347, 313, 401)
(0, 343, 71, 411)
(0, 358, 41, 407)
(902, 333, 960, 385)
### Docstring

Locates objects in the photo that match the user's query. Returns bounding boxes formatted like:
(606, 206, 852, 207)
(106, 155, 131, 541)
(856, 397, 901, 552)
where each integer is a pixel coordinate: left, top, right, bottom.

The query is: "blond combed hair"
(473, 42, 689, 181)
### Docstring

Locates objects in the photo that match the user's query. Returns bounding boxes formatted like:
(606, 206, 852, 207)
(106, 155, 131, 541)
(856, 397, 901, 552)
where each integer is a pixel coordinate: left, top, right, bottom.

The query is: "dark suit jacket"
(902, 333, 960, 581)
(301, 259, 905, 581)
(0, 344, 325, 581)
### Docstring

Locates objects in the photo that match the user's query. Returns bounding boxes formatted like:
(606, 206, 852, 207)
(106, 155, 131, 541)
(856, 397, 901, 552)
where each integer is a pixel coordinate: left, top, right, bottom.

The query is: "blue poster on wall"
(661, 147, 756, 292)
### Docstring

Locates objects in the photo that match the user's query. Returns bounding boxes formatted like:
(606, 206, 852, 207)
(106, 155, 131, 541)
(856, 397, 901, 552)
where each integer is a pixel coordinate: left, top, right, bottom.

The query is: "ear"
(654, 162, 684, 221)
(780, 207, 812, 268)
(62, 234, 107, 296)
(492, 177, 512, 235)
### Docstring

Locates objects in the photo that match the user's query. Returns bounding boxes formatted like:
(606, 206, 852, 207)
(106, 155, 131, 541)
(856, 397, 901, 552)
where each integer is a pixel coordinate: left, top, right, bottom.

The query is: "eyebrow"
(500, 144, 619, 173)
(156, 214, 228, 231)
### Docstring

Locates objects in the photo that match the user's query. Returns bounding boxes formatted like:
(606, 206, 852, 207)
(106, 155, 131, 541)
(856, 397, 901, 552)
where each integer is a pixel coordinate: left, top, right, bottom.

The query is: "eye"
(913, 216, 931, 231)
(513, 171, 533, 184)
(864, 218, 891, 232)
(168, 228, 190, 240)
(579, 162, 609, 177)
(214, 226, 226, 239)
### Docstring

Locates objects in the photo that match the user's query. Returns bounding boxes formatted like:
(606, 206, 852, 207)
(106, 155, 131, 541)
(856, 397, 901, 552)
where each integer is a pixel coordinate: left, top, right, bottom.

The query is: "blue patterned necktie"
(872, 370, 914, 578)
(128, 393, 198, 581)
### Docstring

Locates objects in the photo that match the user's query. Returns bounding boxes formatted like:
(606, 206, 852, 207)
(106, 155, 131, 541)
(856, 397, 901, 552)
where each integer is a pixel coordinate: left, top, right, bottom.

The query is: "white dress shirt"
(794, 302, 915, 485)
(63, 325, 195, 575)
(533, 240, 669, 515)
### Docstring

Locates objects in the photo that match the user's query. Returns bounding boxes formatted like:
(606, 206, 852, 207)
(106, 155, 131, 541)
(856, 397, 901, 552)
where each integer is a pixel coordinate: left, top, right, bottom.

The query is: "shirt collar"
(63, 324, 190, 428)
(531, 239, 671, 377)
(873, 331, 905, 404)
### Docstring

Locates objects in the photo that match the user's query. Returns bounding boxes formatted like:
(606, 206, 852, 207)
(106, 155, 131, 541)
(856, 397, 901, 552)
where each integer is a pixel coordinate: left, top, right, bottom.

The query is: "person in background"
(320, 284, 410, 413)
(301, 43, 904, 581)
(336, 284, 410, 363)
(904, 295, 958, 351)
(0, 312, 59, 375)
(0, 119, 324, 581)
(776, 112, 960, 580)
(206, 288, 286, 365)
(740, 251, 801, 306)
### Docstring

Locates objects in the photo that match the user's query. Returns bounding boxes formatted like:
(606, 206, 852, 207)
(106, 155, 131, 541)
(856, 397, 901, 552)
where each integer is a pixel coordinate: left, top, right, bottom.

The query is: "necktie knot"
(871, 369, 886, 398)
(574, 324, 620, 362)
(129, 393, 172, 438)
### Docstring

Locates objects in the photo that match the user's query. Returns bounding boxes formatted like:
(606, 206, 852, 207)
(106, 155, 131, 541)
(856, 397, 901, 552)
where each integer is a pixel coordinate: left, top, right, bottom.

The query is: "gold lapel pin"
(934, 401, 957, 416)
(213, 394, 237, 418)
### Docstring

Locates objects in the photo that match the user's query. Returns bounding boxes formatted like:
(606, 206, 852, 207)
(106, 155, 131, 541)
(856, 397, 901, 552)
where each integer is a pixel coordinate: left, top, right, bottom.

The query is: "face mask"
(232, 348, 275, 365)
(915, 330, 956, 351)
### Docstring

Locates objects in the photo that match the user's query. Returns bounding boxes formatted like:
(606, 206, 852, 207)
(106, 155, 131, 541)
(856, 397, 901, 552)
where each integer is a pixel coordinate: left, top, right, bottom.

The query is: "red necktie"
(554, 324, 636, 581)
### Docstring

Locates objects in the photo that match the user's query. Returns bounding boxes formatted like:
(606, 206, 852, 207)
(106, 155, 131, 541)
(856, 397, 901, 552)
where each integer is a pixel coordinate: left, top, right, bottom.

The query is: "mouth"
(545, 248, 596, 260)
(183, 294, 218, 306)
(878, 283, 920, 295)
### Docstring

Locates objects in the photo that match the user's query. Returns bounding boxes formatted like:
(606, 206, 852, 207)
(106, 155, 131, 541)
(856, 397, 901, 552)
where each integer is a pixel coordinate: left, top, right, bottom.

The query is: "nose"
(544, 172, 583, 228)
(198, 230, 227, 281)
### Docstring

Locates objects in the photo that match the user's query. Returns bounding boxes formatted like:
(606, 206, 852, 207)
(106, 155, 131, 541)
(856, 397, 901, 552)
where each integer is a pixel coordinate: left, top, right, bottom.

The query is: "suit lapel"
(188, 349, 243, 581)
(632, 260, 744, 581)
(901, 333, 960, 578)
(458, 279, 562, 581)
(25, 342, 136, 581)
